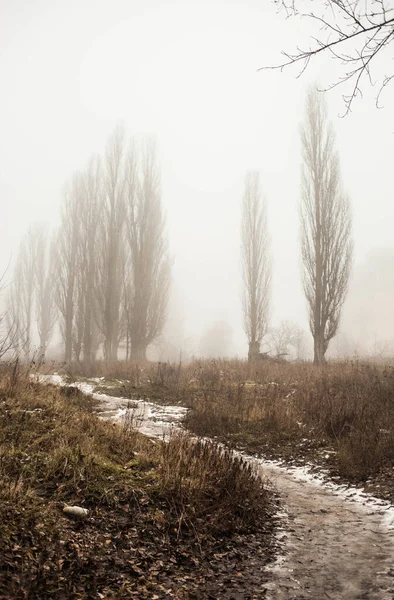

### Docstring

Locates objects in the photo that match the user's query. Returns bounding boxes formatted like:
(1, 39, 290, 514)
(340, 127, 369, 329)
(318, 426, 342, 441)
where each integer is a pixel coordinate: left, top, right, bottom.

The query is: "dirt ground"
(259, 461, 394, 599)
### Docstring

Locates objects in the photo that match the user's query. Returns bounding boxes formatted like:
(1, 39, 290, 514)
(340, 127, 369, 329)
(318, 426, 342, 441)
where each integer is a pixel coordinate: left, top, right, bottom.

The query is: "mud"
(257, 461, 394, 599)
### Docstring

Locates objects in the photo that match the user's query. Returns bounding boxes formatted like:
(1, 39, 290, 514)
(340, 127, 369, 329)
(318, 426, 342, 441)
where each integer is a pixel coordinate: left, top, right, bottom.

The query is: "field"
(4, 357, 394, 598)
(69, 358, 394, 502)
(0, 365, 274, 599)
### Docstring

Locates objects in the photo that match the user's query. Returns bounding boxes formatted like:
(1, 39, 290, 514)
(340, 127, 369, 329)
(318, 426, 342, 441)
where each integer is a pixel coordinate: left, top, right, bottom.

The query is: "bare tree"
(55, 176, 81, 362)
(1, 267, 19, 359)
(34, 225, 56, 360)
(126, 138, 170, 361)
(6, 285, 22, 358)
(266, 320, 307, 359)
(241, 171, 271, 360)
(96, 126, 127, 361)
(288, 322, 308, 359)
(8, 228, 37, 361)
(121, 141, 138, 360)
(265, 1, 394, 113)
(78, 156, 101, 364)
(55, 157, 102, 365)
(10, 126, 171, 365)
(120, 248, 133, 360)
(301, 87, 352, 364)
(72, 275, 85, 363)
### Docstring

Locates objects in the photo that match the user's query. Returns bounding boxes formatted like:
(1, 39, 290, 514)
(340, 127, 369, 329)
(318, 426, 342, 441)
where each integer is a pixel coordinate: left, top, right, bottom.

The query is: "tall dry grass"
(65, 357, 394, 480)
(42, 357, 394, 479)
(183, 360, 394, 479)
(160, 431, 269, 538)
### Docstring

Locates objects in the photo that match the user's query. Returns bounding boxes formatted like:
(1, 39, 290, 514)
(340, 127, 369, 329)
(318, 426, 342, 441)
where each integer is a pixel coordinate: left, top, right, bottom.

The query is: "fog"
(1, 0, 394, 360)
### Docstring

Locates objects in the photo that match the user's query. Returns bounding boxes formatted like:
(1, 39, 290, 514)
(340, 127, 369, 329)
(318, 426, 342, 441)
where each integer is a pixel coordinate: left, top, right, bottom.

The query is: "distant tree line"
(6, 88, 352, 367)
(7, 126, 170, 363)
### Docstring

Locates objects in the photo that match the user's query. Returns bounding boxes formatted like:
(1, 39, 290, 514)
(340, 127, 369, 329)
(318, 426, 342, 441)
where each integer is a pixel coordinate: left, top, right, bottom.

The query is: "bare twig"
(263, 1, 394, 113)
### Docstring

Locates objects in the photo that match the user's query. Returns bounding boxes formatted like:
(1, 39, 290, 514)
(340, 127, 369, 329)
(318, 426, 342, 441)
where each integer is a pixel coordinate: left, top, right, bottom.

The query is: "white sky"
(1, 0, 394, 356)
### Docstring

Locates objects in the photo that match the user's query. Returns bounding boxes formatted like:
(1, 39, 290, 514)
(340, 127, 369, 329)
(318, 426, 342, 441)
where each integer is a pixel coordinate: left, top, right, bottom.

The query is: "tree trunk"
(133, 343, 147, 362)
(83, 293, 95, 364)
(312, 161, 326, 366)
(65, 334, 72, 363)
(65, 293, 73, 363)
(39, 330, 47, 362)
(103, 338, 111, 362)
(110, 338, 118, 362)
(126, 330, 130, 361)
(248, 340, 260, 361)
(313, 331, 326, 365)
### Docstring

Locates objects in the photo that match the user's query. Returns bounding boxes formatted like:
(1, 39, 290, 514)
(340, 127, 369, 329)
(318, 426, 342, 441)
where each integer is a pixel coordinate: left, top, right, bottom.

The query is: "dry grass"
(160, 432, 269, 538)
(62, 358, 394, 482)
(0, 364, 272, 599)
(183, 360, 394, 480)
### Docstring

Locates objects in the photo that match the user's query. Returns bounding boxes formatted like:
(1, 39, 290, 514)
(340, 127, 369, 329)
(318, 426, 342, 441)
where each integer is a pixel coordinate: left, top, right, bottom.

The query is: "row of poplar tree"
(241, 87, 353, 365)
(8, 87, 352, 366)
(7, 126, 170, 363)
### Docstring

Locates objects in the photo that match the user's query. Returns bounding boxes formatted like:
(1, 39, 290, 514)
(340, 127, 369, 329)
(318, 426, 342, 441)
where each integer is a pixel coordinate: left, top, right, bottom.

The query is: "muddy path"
(43, 377, 394, 599)
(255, 461, 394, 599)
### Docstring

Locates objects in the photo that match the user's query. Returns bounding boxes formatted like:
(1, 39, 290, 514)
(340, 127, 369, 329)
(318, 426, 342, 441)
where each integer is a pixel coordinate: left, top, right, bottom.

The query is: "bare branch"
(264, 1, 394, 113)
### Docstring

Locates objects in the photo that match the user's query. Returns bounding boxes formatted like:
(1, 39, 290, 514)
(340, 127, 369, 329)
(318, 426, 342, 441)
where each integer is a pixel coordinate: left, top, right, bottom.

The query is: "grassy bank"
(0, 368, 274, 599)
(66, 359, 394, 501)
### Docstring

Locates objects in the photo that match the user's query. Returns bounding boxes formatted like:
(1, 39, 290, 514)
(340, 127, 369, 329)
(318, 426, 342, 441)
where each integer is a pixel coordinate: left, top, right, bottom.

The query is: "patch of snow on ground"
(247, 455, 394, 531)
(37, 373, 188, 440)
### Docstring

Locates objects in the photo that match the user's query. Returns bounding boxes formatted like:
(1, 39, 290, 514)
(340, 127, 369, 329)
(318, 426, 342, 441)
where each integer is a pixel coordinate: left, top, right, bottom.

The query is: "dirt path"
(256, 461, 394, 599)
(43, 377, 394, 599)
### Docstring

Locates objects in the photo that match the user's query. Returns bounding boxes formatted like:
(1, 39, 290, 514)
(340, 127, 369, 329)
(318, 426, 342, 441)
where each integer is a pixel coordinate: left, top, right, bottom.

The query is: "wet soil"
(256, 461, 394, 599)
